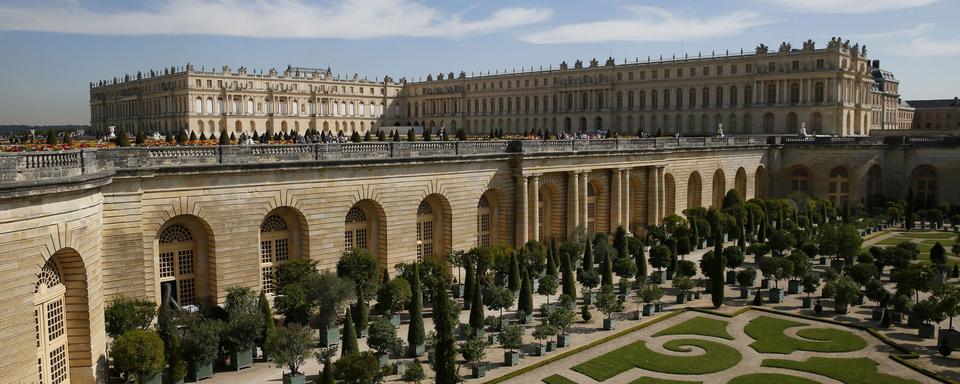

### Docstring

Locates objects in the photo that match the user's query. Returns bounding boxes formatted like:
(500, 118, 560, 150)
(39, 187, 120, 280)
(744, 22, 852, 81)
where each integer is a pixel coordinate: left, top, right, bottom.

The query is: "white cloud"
(521, 6, 769, 44)
(892, 37, 960, 56)
(765, 0, 937, 13)
(0, 0, 552, 39)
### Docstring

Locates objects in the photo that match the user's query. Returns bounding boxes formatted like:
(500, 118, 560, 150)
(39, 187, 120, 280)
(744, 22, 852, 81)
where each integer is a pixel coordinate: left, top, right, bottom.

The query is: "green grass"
(726, 373, 820, 384)
(542, 374, 578, 384)
(653, 316, 734, 340)
(899, 232, 955, 240)
(762, 357, 920, 384)
(744, 316, 867, 354)
(629, 377, 702, 384)
(572, 338, 741, 381)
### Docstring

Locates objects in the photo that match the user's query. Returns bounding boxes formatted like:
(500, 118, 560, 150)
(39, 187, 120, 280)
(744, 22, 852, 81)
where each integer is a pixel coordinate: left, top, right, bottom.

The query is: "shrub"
(737, 268, 757, 287)
(548, 306, 575, 336)
(402, 360, 425, 383)
(334, 352, 382, 384)
(180, 314, 221, 368)
(266, 323, 316, 375)
(222, 286, 264, 353)
(111, 330, 165, 382)
(105, 297, 156, 339)
(500, 324, 524, 352)
(595, 286, 624, 320)
(367, 318, 402, 356)
(823, 276, 860, 305)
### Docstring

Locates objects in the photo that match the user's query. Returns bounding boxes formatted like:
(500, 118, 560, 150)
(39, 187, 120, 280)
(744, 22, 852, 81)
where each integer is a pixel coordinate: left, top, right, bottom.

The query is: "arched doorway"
(156, 216, 212, 306)
(416, 195, 452, 262)
(735, 167, 747, 198)
(828, 167, 851, 207)
(911, 165, 937, 207)
(866, 165, 882, 199)
(664, 174, 676, 216)
(712, 169, 726, 208)
(259, 208, 306, 294)
(687, 171, 702, 209)
(36, 257, 69, 384)
(586, 184, 597, 234)
(345, 200, 387, 266)
(755, 165, 767, 198)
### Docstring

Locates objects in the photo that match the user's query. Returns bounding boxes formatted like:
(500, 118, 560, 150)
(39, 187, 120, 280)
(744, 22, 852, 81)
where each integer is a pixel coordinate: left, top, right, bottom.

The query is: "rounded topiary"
(111, 329, 166, 382)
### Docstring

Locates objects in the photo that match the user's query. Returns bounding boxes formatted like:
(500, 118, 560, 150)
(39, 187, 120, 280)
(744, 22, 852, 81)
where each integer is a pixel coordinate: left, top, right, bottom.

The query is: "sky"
(0, 0, 958, 125)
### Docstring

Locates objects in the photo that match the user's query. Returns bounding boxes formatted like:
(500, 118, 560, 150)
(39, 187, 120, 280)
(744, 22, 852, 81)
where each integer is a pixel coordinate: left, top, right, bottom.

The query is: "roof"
(906, 98, 960, 108)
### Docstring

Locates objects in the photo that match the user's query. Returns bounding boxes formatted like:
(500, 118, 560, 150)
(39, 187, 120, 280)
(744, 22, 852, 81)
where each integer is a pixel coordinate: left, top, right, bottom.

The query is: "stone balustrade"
(1, 135, 955, 183)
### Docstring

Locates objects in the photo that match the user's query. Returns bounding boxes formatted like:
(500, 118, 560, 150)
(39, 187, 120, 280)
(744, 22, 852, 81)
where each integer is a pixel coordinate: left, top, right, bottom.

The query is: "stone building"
(907, 97, 960, 132)
(89, 64, 405, 138)
(3, 136, 960, 383)
(92, 38, 878, 138)
(869, 60, 904, 132)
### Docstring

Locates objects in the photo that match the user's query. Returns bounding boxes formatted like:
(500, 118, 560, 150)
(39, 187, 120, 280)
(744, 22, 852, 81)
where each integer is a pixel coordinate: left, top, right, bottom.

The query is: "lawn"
(572, 338, 742, 381)
(629, 377, 702, 384)
(653, 316, 734, 340)
(542, 374, 578, 384)
(726, 373, 819, 384)
(762, 357, 920, 384)
(744, 316, 866, 354)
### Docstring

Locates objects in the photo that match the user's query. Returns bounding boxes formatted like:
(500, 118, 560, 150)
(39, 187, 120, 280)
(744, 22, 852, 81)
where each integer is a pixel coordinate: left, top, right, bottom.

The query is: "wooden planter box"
(643, 303, 655, 316)
(319, 326, 340, 347)
(787, 280, 801, 294)
(407, 343, 425, 358)
(187, 361, 213, 382)
(557, 334, 572, 348)
(675, 293, 686, 304)
(472, 364, 486, 378)
(835, 303, 849, 314)
(603, 318, 616, 330)
(740, 287, 750, 299)
(451, 283, 465, 298)
(768, 288, 784, 303)
(230, 348, 253, 371)
(919, 323, 936, 339)
(802, 297, 813, 309)
(726, 271, 737, 285)
(282, 373, 306, 384)
(504, 351, 519, 366)
(546, 341, 557, 352)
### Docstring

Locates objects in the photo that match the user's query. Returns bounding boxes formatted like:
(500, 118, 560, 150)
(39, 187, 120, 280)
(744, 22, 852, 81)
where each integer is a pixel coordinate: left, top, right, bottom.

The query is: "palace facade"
(2, 136, 959, 383)
(91, 38, 883, 138)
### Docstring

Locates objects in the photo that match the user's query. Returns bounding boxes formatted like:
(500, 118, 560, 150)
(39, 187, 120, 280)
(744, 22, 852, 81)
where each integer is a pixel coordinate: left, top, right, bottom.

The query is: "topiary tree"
(532, 323, 557, 350)
(548, 305, 576, 339)
(223, 286, 264, 359)
(648, 245, 672, 275)
(334, 352, 381, 384)
(500, 323, 524, 353)
(402, 360, 425, 384)
(931, 242, 948, 273)
(487, 286, 515, 327)
(337, 248, 381, 336)
(406, 263, 425, 355)
(760, 257, 793, 289)
(537, 274, 559, 306)
(507, 252, 521, 291)
(376, 274, 411, 318)
(341, 307, 359, 355)
(257, 289, 275, 357)
(431, 277, 458, 383)
(468, 277, 485, 333)
(111, 329, 166, 383)
(595, 285, 624, 322)
(266, 323, 316, 377)
(105, 297, 156, 339)
(367, 317, 402, 358)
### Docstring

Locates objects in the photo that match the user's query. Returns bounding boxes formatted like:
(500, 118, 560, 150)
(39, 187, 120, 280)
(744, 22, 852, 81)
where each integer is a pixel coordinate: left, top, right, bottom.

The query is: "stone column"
(622, 168, 631, 233)
(516, 175, 528, 248)
(529, 175, 540, 243)
(657, 166, 666, 223)
(611, 168, 622, 232)
(648, 166, 660, 225)
(579, 171, 589, 232)
(567, 170, 580, 238)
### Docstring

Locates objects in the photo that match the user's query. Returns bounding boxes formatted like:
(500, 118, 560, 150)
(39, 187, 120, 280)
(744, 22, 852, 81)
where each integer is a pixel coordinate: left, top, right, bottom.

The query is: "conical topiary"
(508, 252, 521, 292)
(188, 131, 197, 142)
(219, 130, 230, 145)
(116, 128, 131, 147)
(406, 264, 425, 354)
(341, 307, 358, 355)
(468, 279, 484, 332)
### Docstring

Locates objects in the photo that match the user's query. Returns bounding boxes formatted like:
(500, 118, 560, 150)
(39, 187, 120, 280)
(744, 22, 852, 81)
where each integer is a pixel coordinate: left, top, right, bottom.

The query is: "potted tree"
(865, 279, 890, 321)
(265, 324, 316, 384)
(377, 275, 411, 328)
(487, 286, 515, 331)
(537, 274, 560, 316)
(181, 314, 220, 382)
(401, 360, 425, 384)
(337, 248, 382, 339)
(672, 276, 694, 304)
(801, 274, 821, 309)
(823, 276, 859, 314)
(648, 244, 672, 283)
(912, 297, 943, 339)
(724, 247, 745, 285)
(462, 334, 490, 378)
(596, 285, 624, 330)
(787, 252, 811, 294)
(579, 270, 601, 305)
(111, 329, 166, 384)
(449, 250, 467, 298)
(737, 268, 756, 299)
(367, 317, 403, 367)
(407, 263, 426, 357)
(532, 323, 557, 356)
(499, 324, 523, 366)
(638, 283, 664, 316)
(760, 257, 792, 303)
(549, 305, 576, 347)
(223, 287, 264, 371)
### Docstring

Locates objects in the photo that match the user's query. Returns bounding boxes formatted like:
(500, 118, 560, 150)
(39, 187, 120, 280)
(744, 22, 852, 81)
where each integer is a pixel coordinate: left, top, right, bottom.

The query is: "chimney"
(872, 60, 880, 68)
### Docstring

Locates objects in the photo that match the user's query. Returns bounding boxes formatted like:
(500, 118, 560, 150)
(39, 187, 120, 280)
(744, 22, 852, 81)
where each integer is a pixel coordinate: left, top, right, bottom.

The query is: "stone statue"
(717, 123, 724, 138)
(800, 122, 808, 138)
(755, 44, 769, 54)
(778, 42, 792, 53)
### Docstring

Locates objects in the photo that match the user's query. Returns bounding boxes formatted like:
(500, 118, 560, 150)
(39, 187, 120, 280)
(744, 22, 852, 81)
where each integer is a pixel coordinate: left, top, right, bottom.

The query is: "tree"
(560, 247, 577, 299)
(595, 285, 623, 321)
(367, 318, 402, 357)
(180, 313, 220, 372)
(548, 305, 576, 338)
(711, 247, 726, 308)
(337, 248, 381, 334)
(341, 307, 359, 355)
(219, 129, 230, 145)
(500, 324, 524, 353)
(461, 333, 489, 372)
(105, 297, 156, 339)
(848, 263, 879, 287)
(487, 286, 515, 325)
(823, 276, 860, 306)
(508, 252, 521, 291)
(802, 274, 821, 298)
(723, 247, 745, 272)
(613, 226, 628, 259)
(265, 324, 316, 376)
(431, 278, 458, 384)
(134, 129, 146, 145)
(545, 245, 558, 277)
(931, 242, 948, 272)
(402, 360, 426, 384)
(600, 244, 615, 287)
(538, 274, 559, 306)
(111, 330, 166, 383)
(648, 245, 672, 273)
(223, 287, 264, 355)
(350, 130, 361, 142)
(759, 257, 793, 289)
(377, 275, 412, 316)
(629, 237, 647, 279)
(116, 127, 132, 147)
(156, 303, 186, 383)
(532, 323, 557, 349)
(582, 240, 595, 274)
(518, 263, 534, 318)
(334, 352, 381, 384)
(468, 278, 484, 332)
(258, 290, 275, 353)
(613, 257, 638, 282)
(423, 126, 432, 141)
(407, 264, 425, 351)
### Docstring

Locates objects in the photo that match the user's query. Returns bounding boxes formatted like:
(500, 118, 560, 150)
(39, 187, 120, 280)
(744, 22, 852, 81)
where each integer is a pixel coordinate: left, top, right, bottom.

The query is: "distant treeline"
(0, 125, 90, 135)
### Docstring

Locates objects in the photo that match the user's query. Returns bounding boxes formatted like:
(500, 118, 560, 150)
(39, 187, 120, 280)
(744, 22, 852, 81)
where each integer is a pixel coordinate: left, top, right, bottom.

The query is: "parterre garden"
(532, 310, 928, 384)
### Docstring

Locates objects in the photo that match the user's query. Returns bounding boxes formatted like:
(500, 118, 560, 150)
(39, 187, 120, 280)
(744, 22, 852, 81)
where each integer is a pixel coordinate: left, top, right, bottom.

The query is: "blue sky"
(1, 0, 958, 125)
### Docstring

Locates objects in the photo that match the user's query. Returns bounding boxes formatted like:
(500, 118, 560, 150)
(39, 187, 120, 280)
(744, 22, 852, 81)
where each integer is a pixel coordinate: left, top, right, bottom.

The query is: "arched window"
(36, 258, 69, 384)
(205, 98, 213, 114)
(159, 224, 197, 306)
(866, 165, 882, 198)
(687, 172, 702, 209)
(814, 82, 825, 103)
(477, 196, 491, 247)
(246, 98, 254, 115)
(416, 202, 434, 261)
(790, 83, 800, 103)
(587, 184, 597, 234)
(195, 97, 203, 113)
(763, 113, 775, 133)
(712, 170, 726, 208)
(665, 174, 676, 215)
(260, 215, 290, 294)
(358, 103, 365, 116)
(912, 165, 937, 207)
(790, 167, 810, 194)
(344, 207, 368, 252)
(828, 168, 850, 207)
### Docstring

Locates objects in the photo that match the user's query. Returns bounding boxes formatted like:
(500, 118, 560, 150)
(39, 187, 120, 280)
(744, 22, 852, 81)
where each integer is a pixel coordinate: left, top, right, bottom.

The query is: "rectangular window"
(159, 252, 174, 278)
(260, 241, 272, 263)
(275, 238, 289, 261)
(792, 61, 800, 71)
(178, 250, 194, 275)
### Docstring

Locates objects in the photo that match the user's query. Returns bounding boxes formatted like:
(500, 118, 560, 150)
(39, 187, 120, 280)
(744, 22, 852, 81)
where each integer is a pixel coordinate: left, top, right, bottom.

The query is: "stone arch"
(587, 173, 610, 234)
(477, 188, 507, 247)
(664, 173, 677, 216)
(36, 248, 94, 384)
(763, 113, 775, 134)
(735, 167, 747, 199)
(344, 199, 387, 267)
(787, 112, 799, 134)
(754, 165, 767, 198)
(866, 164, 883, 199)
(155, 215, 214, 306)
(259, 207, 308, 293)
(827, 166, 852, 207)
(711, 169, 726, 208)
(910, 165, 937, 207)
(416, 194, 453, 263)
(686, 171, 702, 209)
